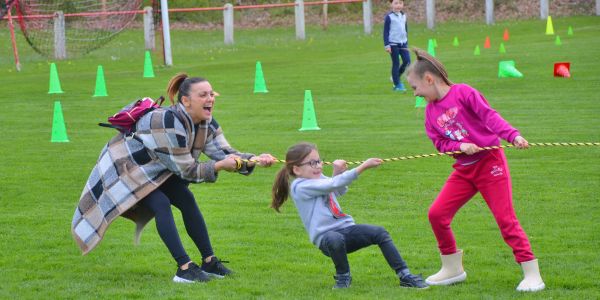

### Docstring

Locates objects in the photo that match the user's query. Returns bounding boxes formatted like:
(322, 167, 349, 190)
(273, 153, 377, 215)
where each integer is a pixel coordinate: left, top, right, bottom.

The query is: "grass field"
(1, 16, 599, 299)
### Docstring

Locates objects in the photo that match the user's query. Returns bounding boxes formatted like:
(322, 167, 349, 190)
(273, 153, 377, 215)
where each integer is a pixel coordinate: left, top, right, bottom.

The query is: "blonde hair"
(408, 48, 453, 86)
(271, 142, 317, 212)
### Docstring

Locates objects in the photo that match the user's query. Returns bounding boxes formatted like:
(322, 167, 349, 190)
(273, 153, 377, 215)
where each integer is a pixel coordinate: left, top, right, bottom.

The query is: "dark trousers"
(318, 224, 409, 275)
(389, 43, 411, 86)
(141, 175, 214, 266)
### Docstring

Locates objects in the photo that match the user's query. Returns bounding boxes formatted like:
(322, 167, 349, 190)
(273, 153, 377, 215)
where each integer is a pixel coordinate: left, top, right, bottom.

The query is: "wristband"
(235, 158, 242, 170)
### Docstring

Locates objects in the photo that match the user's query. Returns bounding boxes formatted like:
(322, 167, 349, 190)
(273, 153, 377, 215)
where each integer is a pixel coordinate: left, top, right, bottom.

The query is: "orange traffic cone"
(484, 36, 491, 49)
(503, 28, 509, 41)
(553, 62, 571, 78)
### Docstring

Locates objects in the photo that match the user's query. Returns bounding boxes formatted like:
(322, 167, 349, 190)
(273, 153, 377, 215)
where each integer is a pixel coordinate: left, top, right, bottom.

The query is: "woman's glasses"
(298, 159, 322, 168)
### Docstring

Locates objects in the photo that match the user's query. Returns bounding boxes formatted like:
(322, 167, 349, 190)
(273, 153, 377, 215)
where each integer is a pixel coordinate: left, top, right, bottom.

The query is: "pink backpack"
(99, 96, 165, 136)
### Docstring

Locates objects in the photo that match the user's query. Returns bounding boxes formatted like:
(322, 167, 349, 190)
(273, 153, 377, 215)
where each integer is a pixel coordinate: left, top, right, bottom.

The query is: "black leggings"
(141, 175, 213, 266)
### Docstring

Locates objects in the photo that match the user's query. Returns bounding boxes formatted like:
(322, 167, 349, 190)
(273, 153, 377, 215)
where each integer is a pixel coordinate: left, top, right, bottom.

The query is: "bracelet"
(235, 158, 242, 170)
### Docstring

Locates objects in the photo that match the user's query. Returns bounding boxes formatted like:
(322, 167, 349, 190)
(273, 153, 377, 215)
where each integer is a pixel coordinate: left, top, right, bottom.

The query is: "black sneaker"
(333, 273, 352, 289)
(173, 262, 211, 283)
(400, 273, 429, 289)
(201, 256, 232, 278)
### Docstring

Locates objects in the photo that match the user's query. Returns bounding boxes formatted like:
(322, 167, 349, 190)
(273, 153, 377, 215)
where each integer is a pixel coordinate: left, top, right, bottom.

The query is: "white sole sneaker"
(172, 275, 195, 283)
(205, 272, 225, 279)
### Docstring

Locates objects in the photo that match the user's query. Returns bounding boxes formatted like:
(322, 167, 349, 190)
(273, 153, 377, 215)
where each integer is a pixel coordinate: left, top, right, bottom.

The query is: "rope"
(241, 142, 600, 166)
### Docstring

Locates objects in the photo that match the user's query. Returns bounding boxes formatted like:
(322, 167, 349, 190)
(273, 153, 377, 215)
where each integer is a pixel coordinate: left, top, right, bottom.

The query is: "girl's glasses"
(298, 159, 322, 168)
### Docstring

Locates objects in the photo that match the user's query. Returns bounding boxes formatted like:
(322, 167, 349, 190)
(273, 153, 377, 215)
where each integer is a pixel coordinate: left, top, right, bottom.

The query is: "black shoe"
(173, 262, 211, 283)
(201, 256, 232, 278)
(400, 273, 429, 289)
(333, 273, 352, 289)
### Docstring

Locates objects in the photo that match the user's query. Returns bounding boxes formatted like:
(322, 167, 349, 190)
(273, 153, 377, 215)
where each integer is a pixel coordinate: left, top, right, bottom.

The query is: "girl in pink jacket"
(406, 48, 544, 292)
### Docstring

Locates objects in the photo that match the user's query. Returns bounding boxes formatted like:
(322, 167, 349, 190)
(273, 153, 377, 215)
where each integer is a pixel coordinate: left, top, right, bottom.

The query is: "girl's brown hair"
(408, 48, 453, 86)
(166, 72, 207, 105)
(271, 142, 317, 212)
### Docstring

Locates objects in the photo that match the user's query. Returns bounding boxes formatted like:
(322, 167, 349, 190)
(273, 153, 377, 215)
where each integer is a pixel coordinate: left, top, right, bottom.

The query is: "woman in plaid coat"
(72, 73, 275, 283)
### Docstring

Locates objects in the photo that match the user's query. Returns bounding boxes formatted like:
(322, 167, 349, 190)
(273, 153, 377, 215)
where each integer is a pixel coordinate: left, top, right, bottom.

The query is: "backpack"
(98, 96, 166, 137)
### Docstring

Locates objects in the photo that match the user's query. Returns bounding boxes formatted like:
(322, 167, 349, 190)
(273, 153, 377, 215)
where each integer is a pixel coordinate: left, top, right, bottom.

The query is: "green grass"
(1, 16, 599, 299)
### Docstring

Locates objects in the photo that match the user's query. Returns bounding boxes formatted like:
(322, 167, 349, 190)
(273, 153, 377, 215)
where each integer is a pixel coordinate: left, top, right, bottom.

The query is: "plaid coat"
(72, 103, 255, 255)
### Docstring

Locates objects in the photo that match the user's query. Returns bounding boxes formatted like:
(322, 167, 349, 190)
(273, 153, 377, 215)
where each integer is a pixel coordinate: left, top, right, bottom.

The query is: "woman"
(72, 73, 276, 283)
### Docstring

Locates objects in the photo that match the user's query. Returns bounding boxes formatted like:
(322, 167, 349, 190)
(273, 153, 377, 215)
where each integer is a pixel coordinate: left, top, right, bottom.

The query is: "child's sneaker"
(201, 256, 232, 278)
(400, 273, 429, 289)
(393, 82, 407, 92)
(332, 272, 352, 289)
(173, 262, 211, 283)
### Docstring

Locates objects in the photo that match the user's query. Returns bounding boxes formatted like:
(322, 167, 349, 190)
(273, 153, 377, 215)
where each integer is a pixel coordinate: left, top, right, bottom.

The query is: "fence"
(3, 0, 599, 68)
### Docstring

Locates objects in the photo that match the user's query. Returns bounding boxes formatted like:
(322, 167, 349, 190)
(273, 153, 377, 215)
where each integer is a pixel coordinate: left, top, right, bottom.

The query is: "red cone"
(484, 36, 491, 49)
(503, 28, 509, 41)
(553, 62, 571, 78)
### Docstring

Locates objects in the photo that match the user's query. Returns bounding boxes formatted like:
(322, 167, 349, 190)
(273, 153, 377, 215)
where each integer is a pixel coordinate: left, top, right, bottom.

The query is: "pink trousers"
(428, 149, 535, 263)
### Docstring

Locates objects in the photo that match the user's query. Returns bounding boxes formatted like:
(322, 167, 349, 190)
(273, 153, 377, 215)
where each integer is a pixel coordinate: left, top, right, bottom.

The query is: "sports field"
(1, 16, 599, 299)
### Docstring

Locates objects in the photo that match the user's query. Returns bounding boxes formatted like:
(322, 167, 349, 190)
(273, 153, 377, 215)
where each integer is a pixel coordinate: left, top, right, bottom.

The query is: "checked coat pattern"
(72, 103, 255, 255)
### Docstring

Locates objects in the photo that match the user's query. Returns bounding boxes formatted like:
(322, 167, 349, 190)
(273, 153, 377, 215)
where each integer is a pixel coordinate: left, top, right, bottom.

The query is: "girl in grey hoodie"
(271, 142, 427, 289)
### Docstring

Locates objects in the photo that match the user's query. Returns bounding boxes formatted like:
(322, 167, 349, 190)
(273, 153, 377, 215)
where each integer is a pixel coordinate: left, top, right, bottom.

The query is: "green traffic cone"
(253, 61, 268, 93)
(499, 42, 506, 54)
(93, 65, 108, 97)
(143, 51, 155, 78)
(48, 63, 64, 94)
(567, 26, 573, 36)
(51, 101, 69, 142)
(452, 36, 459, 47)
(415, 96, 426, 108)
(474, 45, 481, 56)
(299, 90, 320, 131)
(427, 39, 436, 57)
(433, 38, 438, 48)
(498, 60, 523, 78)
(555, 35, 562, 46)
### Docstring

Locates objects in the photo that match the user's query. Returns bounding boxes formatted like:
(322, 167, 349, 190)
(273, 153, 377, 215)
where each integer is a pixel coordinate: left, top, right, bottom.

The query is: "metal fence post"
(485, 0, 494, 25)
(224, 3, 234, 45)
(160, 0, 173, 66)
(54, 11, 66, 60)
(426, 0, 435, 30)
(362, 0, 372, 34)
(144, 7, 155, 50)
(295, 0, 305, 40)
(540, 0, 549, 19)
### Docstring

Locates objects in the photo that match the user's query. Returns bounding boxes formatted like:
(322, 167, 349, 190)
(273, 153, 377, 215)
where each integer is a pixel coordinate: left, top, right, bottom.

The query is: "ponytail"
(271, 167, 291, 212)
(166, 72, 208, 105)
(270, 142, 317, 212)
(409, 48, 453, 86)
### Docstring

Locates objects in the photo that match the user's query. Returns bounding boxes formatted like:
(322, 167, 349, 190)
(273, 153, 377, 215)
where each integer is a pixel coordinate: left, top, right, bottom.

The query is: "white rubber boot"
(426, 249, 467, 285)
(516, 259, 545, 292)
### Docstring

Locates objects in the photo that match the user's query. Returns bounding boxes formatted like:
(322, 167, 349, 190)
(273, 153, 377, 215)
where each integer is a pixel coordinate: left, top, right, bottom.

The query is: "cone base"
(49, 90, 65, 94)
(51, 139, 70, 143)
(254, 89, 269, 93)
(299, 127, 321, 131)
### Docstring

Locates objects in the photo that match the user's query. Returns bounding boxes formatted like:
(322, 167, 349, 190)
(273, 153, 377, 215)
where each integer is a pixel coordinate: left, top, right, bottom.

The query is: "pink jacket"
(424, 83, 520, 165)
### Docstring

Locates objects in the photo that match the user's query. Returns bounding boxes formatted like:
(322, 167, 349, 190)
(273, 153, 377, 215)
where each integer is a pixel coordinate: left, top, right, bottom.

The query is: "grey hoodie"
(290, 169, 359, 247)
